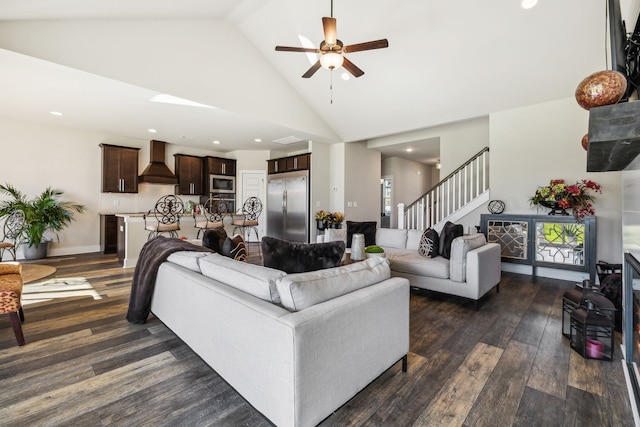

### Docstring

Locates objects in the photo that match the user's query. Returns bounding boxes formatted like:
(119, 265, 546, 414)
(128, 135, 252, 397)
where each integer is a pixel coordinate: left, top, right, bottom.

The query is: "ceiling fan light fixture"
(320, 52, 344, 70)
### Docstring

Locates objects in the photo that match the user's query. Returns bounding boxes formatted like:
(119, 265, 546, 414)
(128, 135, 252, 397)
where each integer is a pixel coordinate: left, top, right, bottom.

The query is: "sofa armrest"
(465, 243, 501, 299)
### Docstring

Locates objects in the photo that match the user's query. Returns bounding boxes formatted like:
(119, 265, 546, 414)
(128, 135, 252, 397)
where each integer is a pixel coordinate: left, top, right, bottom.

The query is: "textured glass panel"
(535, 222, 585, 266)
(487, 220, 528, 260)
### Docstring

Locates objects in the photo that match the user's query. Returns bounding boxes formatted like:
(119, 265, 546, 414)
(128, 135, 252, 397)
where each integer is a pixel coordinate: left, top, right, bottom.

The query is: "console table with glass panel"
(480, 214, 597, 282)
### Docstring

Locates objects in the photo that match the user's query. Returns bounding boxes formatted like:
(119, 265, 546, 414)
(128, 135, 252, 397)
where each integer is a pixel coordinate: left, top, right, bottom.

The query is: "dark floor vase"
(23, 241, 48, 260)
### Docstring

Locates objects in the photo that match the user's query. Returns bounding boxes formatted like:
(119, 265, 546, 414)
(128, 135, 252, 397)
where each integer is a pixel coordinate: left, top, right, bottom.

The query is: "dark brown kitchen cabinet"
(100, 144, 139, 193)
(206, 156, 236, 177)
(268, 153, 310, 174)
(100, 214, 118, 254)
(174, 154, 204, 195)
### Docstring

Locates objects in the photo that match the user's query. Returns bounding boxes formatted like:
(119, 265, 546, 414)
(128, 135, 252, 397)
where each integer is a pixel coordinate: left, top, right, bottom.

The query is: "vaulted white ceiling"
(0, 0, 626, 164)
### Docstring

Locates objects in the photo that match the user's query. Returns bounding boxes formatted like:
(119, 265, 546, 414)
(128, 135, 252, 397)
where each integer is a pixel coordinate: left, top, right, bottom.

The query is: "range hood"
(138, 140, 178, 184)
(587, 101, 640, 172)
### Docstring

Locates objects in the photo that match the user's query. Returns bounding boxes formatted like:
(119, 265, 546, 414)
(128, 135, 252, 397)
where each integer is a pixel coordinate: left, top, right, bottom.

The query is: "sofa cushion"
(375, 228, 407, 249)
(440, 221, 464, 259)
(275, 256, 391, 311)
(346, 221, 377, 248)
(261, 236, 345, 273)
(222, 234, 248, 262)
(166, 251, 210, 272)
(406, 229, 424, 251)
(199, 253, 285, 304)
(450, 233, 487, 282)
(418, 228, 439, 258)
(387, 251, 450, 279)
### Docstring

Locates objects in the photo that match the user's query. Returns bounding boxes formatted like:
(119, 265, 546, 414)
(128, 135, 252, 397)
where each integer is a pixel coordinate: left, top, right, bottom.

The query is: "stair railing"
(399, 147, 490, 230)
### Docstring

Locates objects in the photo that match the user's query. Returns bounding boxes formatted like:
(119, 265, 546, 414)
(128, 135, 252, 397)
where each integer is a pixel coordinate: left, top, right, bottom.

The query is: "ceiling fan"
(275, 0, 389, 78)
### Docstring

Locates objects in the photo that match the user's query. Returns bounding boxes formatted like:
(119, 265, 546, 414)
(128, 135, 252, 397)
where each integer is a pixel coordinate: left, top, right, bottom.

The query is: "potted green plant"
(0, 183, 86, 259)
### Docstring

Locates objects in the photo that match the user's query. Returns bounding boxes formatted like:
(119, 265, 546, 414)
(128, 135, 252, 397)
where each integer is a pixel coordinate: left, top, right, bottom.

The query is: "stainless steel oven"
(210, 175, 235, 193)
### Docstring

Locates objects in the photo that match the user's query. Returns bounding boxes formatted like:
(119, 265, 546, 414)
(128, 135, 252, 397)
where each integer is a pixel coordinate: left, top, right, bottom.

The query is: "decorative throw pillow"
(418, 228, 439, 258)
(346, 221, 377, 248)
(440, 221, 464, 259)
(261, 236, 345, 273)
(222, 234, 248, 262)
(202, 227, 227, 254)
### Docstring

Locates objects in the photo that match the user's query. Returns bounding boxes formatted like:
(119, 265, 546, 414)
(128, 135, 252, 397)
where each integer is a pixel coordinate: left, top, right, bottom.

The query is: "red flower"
(566, 185, 581, 195)
(557, 198, 571, 208)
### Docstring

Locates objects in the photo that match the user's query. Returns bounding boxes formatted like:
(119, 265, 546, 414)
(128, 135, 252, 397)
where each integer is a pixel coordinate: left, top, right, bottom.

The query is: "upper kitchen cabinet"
(100, 144, 140, 193)
(268, 153, 310, 174)
(174, 154, 204, 195)
(206, 156, 236, 177)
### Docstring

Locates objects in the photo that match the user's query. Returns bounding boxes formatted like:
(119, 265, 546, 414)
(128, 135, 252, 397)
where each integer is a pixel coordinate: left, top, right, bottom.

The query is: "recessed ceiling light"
(254, 138, 262, 143)
(521, 0, 537, 9)
(212, 140, 221, 145)
(341, 73, 350, 81)
(148, 128, 157, 133)
(406, 148, 413, 152)
(50, 111, 63, 116)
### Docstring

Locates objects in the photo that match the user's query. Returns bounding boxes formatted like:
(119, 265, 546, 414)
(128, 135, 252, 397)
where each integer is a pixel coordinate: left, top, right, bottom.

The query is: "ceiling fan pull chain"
(330, 70, 334, 104)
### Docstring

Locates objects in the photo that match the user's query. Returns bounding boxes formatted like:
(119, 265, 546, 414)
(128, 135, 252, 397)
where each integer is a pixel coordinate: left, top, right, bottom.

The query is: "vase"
(539, 200, 569, 216)
(23, 241, 49, 260)
(575, 70, 627, 110)
(316, 220, 326, 230)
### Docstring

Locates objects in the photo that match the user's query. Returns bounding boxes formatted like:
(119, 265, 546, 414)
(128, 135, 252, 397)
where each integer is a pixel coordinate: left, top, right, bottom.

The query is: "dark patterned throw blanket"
(126, 236, 212, 324)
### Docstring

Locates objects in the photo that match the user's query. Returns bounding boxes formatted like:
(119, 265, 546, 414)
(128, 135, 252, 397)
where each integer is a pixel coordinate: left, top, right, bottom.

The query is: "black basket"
(596, 261, 622, 284)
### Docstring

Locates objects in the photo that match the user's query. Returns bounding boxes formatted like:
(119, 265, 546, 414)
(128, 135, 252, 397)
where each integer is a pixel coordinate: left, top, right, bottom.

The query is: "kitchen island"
(114, 212, 205, 267)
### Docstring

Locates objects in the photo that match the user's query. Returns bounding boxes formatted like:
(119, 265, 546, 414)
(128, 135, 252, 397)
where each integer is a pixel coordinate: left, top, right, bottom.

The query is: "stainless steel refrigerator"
(266, 170, 309, 242)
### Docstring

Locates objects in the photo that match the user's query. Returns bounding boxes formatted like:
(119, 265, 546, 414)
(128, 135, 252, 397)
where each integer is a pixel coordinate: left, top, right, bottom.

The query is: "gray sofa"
(319, 227, 501, 308)
(376, 228, 501, 308)
(149, 251, 409, 427)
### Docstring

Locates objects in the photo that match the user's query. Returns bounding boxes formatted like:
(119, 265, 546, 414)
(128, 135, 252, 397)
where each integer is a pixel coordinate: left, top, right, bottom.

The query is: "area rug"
(21, 264, 57, 284)
(22, 277, 103, 305)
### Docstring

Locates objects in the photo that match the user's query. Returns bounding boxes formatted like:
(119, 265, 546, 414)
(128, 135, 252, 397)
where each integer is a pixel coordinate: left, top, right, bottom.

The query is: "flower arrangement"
(315, 210, 345, 229)
(315, 210, 330, 222)
(330, 212, 345, 226)
(530, 179, 602, 219)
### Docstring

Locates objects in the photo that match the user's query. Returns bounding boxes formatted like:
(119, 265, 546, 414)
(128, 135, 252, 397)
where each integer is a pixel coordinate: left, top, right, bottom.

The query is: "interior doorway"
(381, 176, 392, 228)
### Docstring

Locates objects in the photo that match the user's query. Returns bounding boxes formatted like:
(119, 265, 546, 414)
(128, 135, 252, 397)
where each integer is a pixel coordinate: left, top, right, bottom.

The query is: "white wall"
(382, 157, 432, 228)
(490, 97, 623, 275)
(344, 142, 381, 224)
(309, 141, 331, 242)
(0, 117, 238, 257)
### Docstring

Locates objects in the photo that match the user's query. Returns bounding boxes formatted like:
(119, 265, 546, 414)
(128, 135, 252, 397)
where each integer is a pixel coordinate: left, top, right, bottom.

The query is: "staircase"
(398, 147, 490, 230)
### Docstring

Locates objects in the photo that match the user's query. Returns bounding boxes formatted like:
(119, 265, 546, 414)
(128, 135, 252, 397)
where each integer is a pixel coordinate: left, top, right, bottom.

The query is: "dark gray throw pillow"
(346, 221, 377, 248)
(261, 236, 345, 273)
(440, 221, 464, 259)
(202, 227, 228, 254)
(419, 228, 439, 258)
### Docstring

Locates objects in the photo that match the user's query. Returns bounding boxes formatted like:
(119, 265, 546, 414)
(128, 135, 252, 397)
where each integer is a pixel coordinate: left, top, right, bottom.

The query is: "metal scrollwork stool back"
(0, 210, 26, 261)
(194, 197, 227, 239)
(232, 197, 263, 255)
(144, 195, 185, 240)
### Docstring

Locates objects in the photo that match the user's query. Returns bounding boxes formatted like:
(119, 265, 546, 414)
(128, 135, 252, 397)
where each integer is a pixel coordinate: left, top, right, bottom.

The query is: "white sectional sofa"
(319, 227, 501, 308)
(148, 252, 410, 427)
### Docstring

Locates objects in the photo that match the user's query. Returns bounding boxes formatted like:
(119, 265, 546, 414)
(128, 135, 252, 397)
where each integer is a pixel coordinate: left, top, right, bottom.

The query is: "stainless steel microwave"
(210, 175, 235, 193)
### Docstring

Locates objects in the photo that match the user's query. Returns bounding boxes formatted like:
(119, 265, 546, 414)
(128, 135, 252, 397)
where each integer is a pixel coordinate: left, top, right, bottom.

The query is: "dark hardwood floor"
(0, 246, 633, 426)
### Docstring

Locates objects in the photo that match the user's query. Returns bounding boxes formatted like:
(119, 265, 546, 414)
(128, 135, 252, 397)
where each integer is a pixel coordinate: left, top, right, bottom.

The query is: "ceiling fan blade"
(343, 39, 389, 53)
(302, 60, 322, 78)
(322, 17, 337, 45)
(342, 57, 364, 78)
(276, 46, 320, 53)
